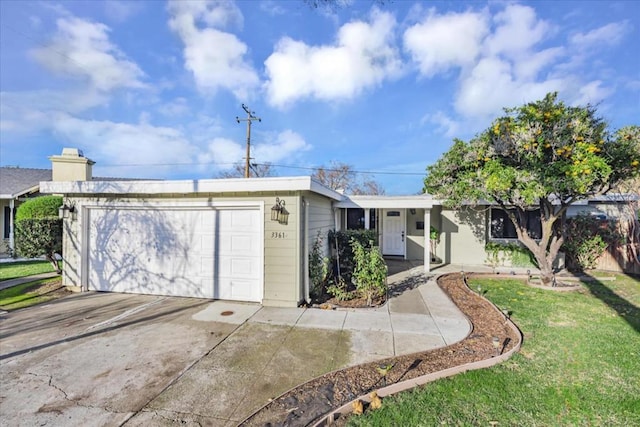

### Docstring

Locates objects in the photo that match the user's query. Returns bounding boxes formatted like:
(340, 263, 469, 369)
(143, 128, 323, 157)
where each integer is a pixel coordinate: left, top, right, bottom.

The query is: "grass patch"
(349, 273, 640, 426)
(0, 277, 65, 311)
(0, 260, 58, 281)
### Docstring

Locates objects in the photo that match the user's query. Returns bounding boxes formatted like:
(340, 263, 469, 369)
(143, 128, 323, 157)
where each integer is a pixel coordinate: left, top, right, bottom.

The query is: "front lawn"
(349, 273, 640, 426)
(0, 277, 67, 311)
(0, 260, 58, 281)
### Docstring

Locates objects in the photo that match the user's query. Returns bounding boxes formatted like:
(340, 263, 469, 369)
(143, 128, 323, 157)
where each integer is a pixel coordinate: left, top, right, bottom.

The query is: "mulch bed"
(240, 273, 521, 427)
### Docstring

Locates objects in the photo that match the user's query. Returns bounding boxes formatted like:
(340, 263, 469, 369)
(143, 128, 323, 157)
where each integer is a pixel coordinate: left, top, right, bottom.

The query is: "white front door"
(382, 209, 405, 256)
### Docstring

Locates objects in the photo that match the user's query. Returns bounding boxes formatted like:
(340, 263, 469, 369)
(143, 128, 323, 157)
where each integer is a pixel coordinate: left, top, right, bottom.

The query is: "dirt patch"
(240, 273, 521, 427)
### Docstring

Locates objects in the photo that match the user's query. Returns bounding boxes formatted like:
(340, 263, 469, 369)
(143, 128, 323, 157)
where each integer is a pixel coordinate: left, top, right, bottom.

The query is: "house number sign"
(271, 232, 286, 239)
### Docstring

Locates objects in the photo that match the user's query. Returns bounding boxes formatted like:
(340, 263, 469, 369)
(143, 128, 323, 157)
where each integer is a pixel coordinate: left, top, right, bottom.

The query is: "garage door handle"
(401, 231, 405, 242)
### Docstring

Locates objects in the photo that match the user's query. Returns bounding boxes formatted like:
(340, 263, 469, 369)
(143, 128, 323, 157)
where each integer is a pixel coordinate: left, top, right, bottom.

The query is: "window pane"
(347, 208, 365, 230)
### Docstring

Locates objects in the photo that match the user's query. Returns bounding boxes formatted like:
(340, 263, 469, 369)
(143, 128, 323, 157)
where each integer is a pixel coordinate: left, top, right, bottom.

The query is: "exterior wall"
(567, 202, 629, 219)
(61, 192, 308, 307)
(437, 206, 487, 266)
(406, 208, 425, 260)
(304, 192, 334, 256)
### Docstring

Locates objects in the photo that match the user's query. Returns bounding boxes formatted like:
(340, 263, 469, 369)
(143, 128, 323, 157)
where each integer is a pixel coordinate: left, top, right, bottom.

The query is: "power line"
(96, 160, 426, 176)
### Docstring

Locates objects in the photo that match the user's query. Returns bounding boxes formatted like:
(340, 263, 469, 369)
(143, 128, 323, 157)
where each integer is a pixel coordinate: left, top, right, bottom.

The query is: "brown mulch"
(240, 273, 521, 427)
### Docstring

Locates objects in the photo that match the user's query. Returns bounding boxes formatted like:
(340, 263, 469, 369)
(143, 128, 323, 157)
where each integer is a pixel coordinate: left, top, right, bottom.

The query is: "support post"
(364, 208, 370, 230)
(424, 209, 431, 273)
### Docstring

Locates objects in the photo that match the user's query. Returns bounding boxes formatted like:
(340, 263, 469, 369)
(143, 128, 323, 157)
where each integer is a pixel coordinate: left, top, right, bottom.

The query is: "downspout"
(303, 198, 310, 304)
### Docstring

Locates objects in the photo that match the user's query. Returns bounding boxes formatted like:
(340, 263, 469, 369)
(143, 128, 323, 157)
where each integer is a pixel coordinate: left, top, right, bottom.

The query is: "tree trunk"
(529, 244, 554, 286)
(46, 253, 62, 275)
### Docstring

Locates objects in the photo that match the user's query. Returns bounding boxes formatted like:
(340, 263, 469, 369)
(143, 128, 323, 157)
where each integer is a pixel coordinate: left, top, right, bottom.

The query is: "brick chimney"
(49, 148, 95, 181)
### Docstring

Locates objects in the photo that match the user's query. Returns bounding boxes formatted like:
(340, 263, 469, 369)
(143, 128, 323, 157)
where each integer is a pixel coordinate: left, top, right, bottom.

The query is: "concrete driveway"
(0, 292, 239, 426)
(0, 267, 470, 426)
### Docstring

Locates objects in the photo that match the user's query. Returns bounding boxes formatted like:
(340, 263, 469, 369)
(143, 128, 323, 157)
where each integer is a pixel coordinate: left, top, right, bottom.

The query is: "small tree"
(351, 239, 387, 306)
(14, 196, 63, 273)
(424, 93, 639, 285)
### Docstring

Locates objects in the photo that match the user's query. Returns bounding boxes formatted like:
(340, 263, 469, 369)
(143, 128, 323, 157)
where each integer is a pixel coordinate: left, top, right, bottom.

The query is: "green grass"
(0, 260, 58, 281)
(0, 277, 63, 310)
(349, 273, 640, 426)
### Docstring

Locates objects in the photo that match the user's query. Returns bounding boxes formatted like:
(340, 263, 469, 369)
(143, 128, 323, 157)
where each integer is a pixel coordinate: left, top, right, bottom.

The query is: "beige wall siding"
(437, 207, 487, 265)
(60, 193, 307, 307)
(263, 193, 300, 307)
(406, 208, 425, 260)
(304, 192, 334, 256)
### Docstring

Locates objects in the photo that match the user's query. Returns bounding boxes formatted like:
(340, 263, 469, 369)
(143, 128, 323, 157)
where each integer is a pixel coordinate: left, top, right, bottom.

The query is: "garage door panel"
(88, 207, 261, 302)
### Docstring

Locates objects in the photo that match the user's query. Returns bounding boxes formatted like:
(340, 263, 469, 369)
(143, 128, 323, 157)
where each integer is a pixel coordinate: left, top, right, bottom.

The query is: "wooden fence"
(595, 243, 640, 275)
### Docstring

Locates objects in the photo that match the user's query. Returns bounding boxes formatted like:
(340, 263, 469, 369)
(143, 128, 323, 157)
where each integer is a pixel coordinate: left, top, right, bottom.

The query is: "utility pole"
(236, 104, 261, 178)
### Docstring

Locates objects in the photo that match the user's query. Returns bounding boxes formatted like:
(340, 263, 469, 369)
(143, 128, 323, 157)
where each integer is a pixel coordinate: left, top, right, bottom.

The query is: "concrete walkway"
(0, 272, 60, 291)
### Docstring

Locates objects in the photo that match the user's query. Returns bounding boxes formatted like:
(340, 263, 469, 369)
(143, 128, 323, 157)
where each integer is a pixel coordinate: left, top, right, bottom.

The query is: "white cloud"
(157, 97, 190, 117)
(403, 9, 488, 77)
(50, 114, 197, 176)
(104, 1, 143, 23)
(254, 129, 311, 162)
(455, 57, 564, 118)
(199, 130, 311, 169)
(423, 111, 460, 138)
(514, 47, 565, 80)
(30, 16, 146, 92)
(259, 1, 286, 16)
(570, 21, 630, 49)
(264, 8, 402, 107)
(573, 80, 612, 106)
(167, 0, 258, 99)
(484, 4, 551, 58)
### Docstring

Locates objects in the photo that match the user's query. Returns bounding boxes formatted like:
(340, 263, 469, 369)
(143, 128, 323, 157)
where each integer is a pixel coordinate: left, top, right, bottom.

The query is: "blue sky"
(1, 0, 638, 195)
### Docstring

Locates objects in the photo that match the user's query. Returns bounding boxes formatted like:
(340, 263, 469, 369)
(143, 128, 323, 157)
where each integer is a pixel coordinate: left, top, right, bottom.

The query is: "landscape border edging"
(311, 273, 524, 426)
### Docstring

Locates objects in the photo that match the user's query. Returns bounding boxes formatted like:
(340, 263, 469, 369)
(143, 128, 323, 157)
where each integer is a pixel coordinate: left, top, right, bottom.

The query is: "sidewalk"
(0, 272, 60, 291)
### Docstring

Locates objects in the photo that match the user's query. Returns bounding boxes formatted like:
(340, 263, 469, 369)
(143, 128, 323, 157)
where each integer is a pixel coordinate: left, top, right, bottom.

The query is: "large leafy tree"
(424, 93, 639, 285)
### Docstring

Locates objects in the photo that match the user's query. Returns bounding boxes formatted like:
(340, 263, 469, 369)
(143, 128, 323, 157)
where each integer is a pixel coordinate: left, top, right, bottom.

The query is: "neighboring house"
(0, 167, 52, 256)
(1, 148, 94, 257)
(40, 148, 634, 307)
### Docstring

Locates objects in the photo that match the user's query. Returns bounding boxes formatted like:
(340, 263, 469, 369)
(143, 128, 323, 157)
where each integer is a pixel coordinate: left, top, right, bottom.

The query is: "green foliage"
(563, 214, 622, 271)
(424, 93, 639, 282)
(14, 196, 63, 273)
(328, 229, 377, 281)
(429, 226, 440, 241)
(424, 93, 638, 207)
(14, 219, 62, 273)
(485, 242, 537, 269)
(15, 196, 63, 220)
(309, 231, 330, 299)
(350, 239, 387, 306)
(326, 277, 354, 301)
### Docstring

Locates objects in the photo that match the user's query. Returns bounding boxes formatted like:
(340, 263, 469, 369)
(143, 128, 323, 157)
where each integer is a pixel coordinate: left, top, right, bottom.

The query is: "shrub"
(351, 239, 387, 306)
(563, 214, 622, 271)
(14, 196, 63, 273)
(328, 229, 377, 281)
(485, 242, 537, 269)
(15, 196, 63, 220)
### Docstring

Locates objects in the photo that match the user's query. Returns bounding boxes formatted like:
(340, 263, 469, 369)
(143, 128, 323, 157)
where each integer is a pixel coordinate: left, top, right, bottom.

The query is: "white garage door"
(87, 207, 262, 302)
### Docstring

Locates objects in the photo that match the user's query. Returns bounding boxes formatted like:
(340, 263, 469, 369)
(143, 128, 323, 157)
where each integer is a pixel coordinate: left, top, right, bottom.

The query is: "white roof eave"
(39, 176, 345, 201)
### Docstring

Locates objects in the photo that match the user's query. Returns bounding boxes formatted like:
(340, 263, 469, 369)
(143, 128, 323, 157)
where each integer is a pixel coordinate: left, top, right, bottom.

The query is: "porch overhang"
(335, 195, 436, 209)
